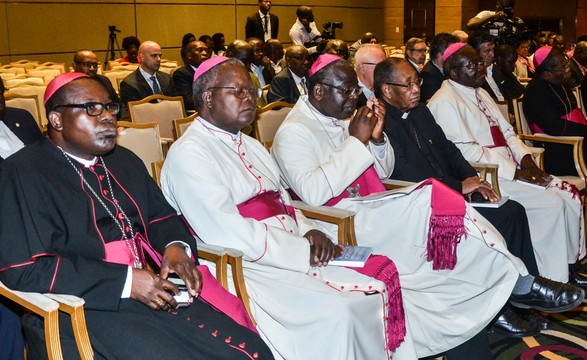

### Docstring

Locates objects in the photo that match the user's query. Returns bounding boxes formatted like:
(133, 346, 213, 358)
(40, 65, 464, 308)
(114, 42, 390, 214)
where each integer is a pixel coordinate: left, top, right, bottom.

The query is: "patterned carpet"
(490, 300, 587, 359)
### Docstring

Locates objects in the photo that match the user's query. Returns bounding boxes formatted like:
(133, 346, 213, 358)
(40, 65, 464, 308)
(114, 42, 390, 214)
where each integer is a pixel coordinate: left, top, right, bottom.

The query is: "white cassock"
(428, 80, 585, 283)
(161, 117, 409, 360)
(271, 95, 525, 358)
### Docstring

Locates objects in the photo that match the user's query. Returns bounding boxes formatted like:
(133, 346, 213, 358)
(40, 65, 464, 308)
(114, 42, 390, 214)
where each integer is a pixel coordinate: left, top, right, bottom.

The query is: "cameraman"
(289, 6, 322, 54)
(467, 0, 525, 45)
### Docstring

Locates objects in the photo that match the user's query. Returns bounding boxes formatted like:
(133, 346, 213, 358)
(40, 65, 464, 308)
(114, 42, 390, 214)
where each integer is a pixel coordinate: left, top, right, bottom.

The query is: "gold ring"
(155, 298, 165, 307)
(531, 176, 537, 180)
(366, 112, 373, 118)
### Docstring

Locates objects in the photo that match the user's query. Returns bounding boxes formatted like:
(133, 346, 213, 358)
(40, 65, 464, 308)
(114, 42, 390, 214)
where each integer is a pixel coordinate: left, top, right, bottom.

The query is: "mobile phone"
(167, 275, 192, 308)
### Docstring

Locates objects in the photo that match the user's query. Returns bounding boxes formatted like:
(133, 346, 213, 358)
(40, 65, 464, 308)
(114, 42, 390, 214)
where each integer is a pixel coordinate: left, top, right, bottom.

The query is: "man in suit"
(566, 41, 587, 88)
(248, 38, 275, 87)
(264, 39, 285, 73)
(72, 50, 120, 105)
(267, 45, 309, 104)
(404, 37, 428, 73)
(355, 44, 386, 108)
(119, 41, 174, 114)
(173, 40, 209, 111)
(420, 33, 458, 103)
(245, 0, 278, 41)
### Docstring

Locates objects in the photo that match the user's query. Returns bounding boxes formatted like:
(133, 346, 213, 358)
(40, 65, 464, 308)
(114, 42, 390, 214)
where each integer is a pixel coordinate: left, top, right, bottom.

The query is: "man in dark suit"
(420, 33, 458, 103)
(375, 57, 552, 337)
(173, 41, 209, 111)
(267, 45, 309, 104)
(72, 50, 120, 105)
(245, 0, 279, 41)
(119, 41, 174, 114)
(0, 79, 43, 163)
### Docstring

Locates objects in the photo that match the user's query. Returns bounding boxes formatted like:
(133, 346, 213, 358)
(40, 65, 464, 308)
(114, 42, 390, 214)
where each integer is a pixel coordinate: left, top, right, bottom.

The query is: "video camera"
(481, 14, 529, 46)
(322, 21, 343, 40)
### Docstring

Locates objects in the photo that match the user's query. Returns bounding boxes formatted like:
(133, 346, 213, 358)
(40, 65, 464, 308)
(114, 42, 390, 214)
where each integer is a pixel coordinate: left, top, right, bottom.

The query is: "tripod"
(105, 25, 123, 66)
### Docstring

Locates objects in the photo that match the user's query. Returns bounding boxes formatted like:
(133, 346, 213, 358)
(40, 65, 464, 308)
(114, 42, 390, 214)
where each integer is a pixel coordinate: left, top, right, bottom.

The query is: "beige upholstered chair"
(37, 62, 66, 74)
(116, 121, 164, 176)
(128, 94, 186, 140)
(0, 280, 93, 360)
(512, 96, 587, 192)
(102, 69, 133, 94)
(109, 63, 139, 72)
(5, 93, 44, 131)
(253, 101, 293, 150)
(6, 84, 48, 129)
(172, 112, 197, 140)
(9, 60, 39, 69)
(4, 74, 44, 88)
(0, 65, 26, 75)
(26, 67, 62, 84)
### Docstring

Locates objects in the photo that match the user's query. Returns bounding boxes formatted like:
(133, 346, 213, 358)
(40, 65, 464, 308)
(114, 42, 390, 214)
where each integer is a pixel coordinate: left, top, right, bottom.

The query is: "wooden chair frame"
(253, 101, 293, 150)
(172, 113, 197, 140)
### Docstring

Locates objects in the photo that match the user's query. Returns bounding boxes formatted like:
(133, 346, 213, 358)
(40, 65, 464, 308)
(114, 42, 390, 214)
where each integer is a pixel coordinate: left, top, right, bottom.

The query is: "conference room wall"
(0, 0, 384, 66)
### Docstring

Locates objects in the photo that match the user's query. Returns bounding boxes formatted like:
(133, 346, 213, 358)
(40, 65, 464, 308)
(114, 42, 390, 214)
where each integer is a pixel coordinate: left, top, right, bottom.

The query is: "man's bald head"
(225, 40, 254, 67)
(355, 44, 386, 90)
(139, 41, 162, 74)
(72, 50, 99, 77)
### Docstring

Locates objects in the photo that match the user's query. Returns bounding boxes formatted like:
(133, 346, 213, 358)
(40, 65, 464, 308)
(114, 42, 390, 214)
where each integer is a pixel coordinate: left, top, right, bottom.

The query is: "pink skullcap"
(443, 42, 467, 62)
(44, 72, 89, 105)
(193, 56, 230, 83)
(533, 46, 552, 69)
(309, 54, 342, 77)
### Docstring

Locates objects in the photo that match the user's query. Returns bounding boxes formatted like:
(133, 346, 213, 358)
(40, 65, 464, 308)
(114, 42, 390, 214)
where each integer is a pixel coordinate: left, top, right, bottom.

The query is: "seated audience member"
(0, 73, 273, 359)
(225, 40, 266, 107)
(199, 35, 215, 53)
(212, 33, 227, 56)
(163, 55, 411, 360)
(514, 39, 534, 80)
(0, 79, 43, 165)
(245, 0, 279, 41)
(452, 30, 469, 43)
(72, 49, 120, 105)
(355, 44, 387, 108)
(404, 37, 428, 72)
(267, 45, 310, 104)
(180, 33, 196, 64)
(324, 39, 350, 61)
(349, 32, 378, 63)
(119, 41, 174, 109)
(248, 37, 274, 87)
(289, 6, 322, 54)
(566, 41, 587, 88)
(264, 39, 285, 74)
(173, 40, 210, 111)
(119, 36, 140, 63)
(469, 32, 504, 100)
(420, 33, 459, 103)
(377, 57, 549, 334)
(271, 54, 584, 359)
(552, 35, 566, 51)
(493, 44, 526, 117)
(428, 43, 586, 285)
(523, 46, 587, 176)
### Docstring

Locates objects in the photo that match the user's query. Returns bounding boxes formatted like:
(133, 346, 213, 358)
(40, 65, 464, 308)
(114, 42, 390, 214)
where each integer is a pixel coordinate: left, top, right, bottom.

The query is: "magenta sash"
(488, 125, 507, 148)
(561, 108, 587, 126)
(324, 166, 386, 206)
(103, 234, 257, 333)
(236, 190, 296, 222)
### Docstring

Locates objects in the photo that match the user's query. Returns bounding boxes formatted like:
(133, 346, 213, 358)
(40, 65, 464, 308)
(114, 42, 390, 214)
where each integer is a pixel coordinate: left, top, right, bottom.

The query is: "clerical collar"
(64, 151, 98, 168)
(402, 112, 410, 119)
(198, 116, 241, 141)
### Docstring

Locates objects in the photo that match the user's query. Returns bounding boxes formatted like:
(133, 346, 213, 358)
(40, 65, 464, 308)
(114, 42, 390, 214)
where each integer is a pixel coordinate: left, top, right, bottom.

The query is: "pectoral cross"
(346, 184, 360, 198)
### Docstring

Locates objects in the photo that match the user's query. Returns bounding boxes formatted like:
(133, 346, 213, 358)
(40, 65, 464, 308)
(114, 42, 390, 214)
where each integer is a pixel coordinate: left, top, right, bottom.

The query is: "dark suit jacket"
(267, 68, 301, 105)
(95, 74, 120, 104)
(420, 61, 445, 103)
(245, 12, 279, 40)
(172, 65, 196, 111)
(119, 68, 174, 105)
(566, 58, 585, 89)
(0, 107, 44, 164)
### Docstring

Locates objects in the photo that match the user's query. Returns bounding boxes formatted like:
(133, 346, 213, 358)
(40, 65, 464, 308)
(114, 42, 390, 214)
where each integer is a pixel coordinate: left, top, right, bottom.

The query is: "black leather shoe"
(510, 276, 585, 313)
(569, 268, 587, 288)
(516, 309, 551, 330)
(490, 307, 540, 338)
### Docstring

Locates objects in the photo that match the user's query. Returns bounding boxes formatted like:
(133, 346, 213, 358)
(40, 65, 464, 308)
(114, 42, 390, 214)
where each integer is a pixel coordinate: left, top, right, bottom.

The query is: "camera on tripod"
(322, 21, 343, 40)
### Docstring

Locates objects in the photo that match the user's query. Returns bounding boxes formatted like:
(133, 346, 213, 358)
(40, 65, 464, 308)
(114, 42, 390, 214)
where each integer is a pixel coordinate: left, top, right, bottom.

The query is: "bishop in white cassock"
(162, 57, 412, 360)
(271, 54, 528, 358)
(427, 43, 585, 284)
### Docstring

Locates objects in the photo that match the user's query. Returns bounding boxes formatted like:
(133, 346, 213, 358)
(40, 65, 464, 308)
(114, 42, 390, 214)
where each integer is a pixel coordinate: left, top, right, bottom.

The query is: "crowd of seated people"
(1, 3, 587, 358)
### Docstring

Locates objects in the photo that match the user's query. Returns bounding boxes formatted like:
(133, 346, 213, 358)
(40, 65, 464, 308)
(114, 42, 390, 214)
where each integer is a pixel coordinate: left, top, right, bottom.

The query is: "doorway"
(404, 0, 436, 44)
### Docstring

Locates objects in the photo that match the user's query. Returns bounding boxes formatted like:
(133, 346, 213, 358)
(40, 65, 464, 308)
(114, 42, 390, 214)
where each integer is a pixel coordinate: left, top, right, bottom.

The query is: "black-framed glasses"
(53, 102, 121, 116)
(454, 61, 486, 70)
(75, 62, 99, 68)
(410, 48, 429, 54)
(320, 83, 362, 96)
(207, 86, 262, 99)
(360, 62, 379, 66)
(386, 78, 423, 89)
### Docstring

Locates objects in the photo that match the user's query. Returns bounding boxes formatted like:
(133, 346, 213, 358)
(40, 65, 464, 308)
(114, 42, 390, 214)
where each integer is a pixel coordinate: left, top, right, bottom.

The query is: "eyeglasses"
(454, 61, 486, 70)
(207, 86, 262, 99)
(550, 61, 571, 72)
(75, 62, 99, 68)
(360, 62, 379, 66)
(53, 102, 121, 116)
(320, 83, 362, 96)
(410, 48, 429, 54)
(386, 78, 423, 89)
